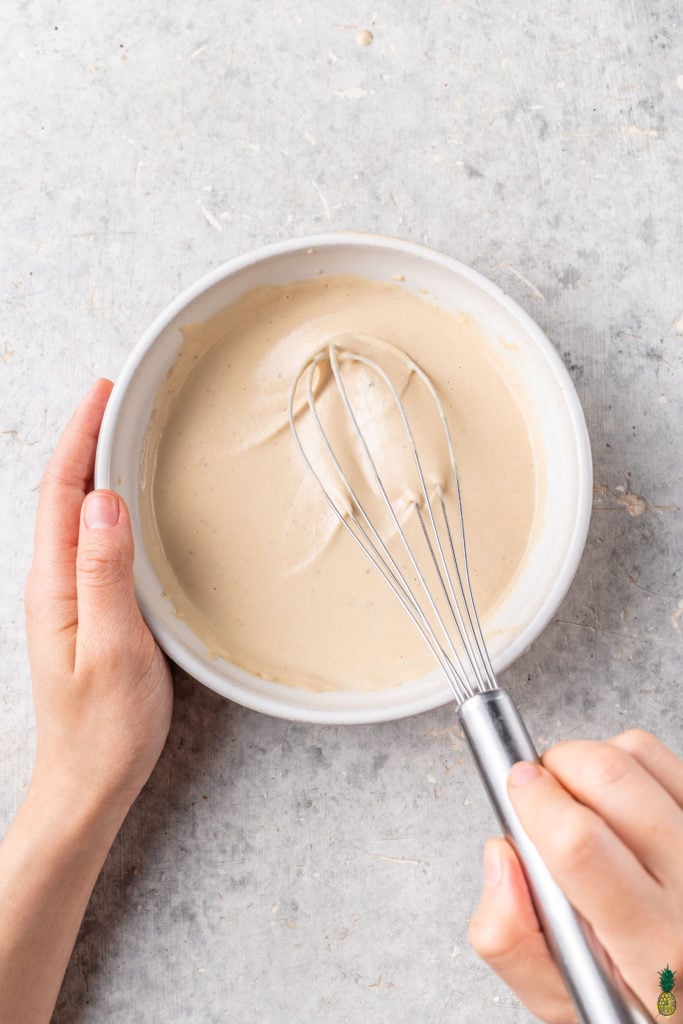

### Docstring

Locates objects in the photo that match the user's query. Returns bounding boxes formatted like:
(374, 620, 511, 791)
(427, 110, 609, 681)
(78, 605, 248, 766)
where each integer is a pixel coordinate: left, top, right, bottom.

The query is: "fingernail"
(483, 843, 503, 888)
(84, 492, 120, 529)
(509, 761, 542, 788)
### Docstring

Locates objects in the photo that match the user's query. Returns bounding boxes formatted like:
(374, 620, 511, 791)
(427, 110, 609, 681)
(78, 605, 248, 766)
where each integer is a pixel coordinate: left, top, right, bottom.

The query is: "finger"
(28, 380, 114, 637)
(542, 740, 683, 886)
(609, 729, 683, 808)
(75, 491, 145, 673)
(469, 838, 576, 1024)
(507, 761, 666, 968)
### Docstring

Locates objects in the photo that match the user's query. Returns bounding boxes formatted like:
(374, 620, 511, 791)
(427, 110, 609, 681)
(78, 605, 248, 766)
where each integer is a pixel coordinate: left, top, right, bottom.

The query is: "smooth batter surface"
(140, 276, 540, 691)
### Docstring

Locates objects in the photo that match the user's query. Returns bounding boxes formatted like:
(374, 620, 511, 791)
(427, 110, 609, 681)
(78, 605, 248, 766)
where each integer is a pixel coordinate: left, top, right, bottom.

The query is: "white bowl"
(95, 233, 592, 724)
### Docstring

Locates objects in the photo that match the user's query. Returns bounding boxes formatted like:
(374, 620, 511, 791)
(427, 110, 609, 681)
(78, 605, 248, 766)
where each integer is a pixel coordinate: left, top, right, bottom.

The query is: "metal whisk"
(289, 342, 652, 1024)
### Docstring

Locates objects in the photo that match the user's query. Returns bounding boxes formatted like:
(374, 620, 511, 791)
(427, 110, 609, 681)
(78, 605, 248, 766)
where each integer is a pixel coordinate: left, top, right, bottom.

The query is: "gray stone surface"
(1, 1, 681, 1021)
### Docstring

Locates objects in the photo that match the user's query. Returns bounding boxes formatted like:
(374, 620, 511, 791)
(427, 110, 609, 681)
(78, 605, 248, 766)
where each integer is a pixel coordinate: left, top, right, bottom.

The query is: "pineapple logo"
(657, 965, 677, 1017)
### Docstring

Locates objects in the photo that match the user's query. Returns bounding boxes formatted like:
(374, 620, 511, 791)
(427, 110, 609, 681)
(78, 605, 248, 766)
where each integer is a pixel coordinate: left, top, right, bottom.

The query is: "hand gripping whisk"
(288, 342, 652, 1024)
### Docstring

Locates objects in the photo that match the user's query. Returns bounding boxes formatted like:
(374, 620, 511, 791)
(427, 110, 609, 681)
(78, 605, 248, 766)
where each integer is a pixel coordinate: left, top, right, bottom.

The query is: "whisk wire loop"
(292, 356, 469, 701)
(289, 343, 499, 703)
(436, 488, 497, 691)
(412, 499, 483, 696)
(327, 347, 479, 697)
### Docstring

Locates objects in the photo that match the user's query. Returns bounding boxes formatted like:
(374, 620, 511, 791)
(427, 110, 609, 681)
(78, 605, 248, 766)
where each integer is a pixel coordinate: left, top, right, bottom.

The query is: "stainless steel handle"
(458, 689, 653, 1024)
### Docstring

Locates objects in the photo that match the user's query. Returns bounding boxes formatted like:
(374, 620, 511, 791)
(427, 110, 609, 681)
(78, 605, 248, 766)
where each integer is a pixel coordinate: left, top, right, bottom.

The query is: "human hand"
(24, 379, 173, 829)
(468, 730, 683, 1022)
(0, 380, 172, 1024)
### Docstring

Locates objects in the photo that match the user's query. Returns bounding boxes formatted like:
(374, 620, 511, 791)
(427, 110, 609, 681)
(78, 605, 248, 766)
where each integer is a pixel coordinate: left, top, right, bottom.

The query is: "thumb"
(468, 838, 576, 1024)
(76, 491, 143, 652)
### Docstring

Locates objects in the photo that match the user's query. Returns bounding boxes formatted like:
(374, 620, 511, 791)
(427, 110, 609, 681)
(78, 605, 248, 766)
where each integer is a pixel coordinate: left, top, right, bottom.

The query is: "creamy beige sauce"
(141, 275, 540, 691)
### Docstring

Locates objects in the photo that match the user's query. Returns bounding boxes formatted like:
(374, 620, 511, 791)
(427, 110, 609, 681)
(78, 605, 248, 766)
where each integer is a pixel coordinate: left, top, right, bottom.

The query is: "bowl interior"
(95, 235, 591, 723)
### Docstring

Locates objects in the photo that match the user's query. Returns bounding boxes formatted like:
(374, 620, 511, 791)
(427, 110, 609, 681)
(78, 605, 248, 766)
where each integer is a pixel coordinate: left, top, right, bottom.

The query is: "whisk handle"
(458, 689, 653, 1024)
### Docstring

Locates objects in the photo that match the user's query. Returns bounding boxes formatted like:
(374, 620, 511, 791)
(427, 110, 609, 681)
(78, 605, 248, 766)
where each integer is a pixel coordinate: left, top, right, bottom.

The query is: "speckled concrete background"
(1, 2, 681, 1021)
